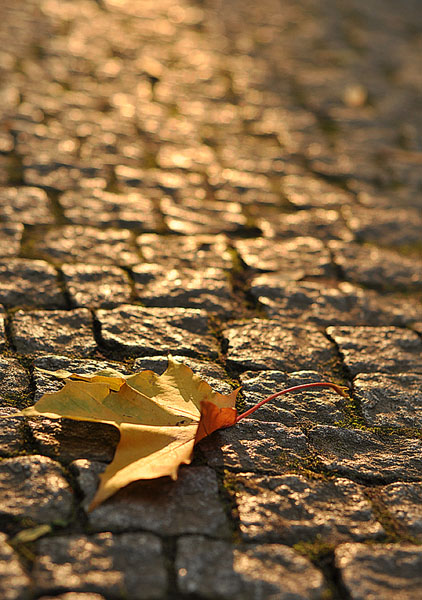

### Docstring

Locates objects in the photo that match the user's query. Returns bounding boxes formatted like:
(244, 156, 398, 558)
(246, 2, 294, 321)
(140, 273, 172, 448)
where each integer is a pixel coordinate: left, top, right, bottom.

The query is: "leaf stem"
(235, 382, 348, 422)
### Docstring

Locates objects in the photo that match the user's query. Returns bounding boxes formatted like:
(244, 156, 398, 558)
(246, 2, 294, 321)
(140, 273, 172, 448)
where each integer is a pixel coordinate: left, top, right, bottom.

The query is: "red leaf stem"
(235, 382, 348, 423)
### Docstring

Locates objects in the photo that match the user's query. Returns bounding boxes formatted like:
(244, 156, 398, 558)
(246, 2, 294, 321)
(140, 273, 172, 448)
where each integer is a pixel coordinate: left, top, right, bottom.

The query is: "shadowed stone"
(200, 419, 309, 472)
(0, 532, 30, 600)
(259, 207, 353, 242)
(12, 309, 97, 357)
(336, 543, 422, 600)
(380, 482, 422, 540)
(239, 370, 346, 425)
(0, 407, 25, 457)
(73, 462, 230, 538)
(0, 259, 66, 308)
(176, 537, 327, 599)
(236, 473, 384, 544)
(0, 455, 73, 524)
(309, 426, 422, 482)
(354, 373, 422, 427)
(0, 306, 4, 346)
(97, 305, 218, 358)
(33, 532, 167, 599)
(62, 264, 132, 308)
(327, 326, 422, 375)
(224, 319, 335, 372)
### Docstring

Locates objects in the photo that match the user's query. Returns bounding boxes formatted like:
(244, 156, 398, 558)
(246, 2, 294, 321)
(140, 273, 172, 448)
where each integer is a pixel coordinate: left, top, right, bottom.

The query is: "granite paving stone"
(132, 264, 234, 315)
(343, 206, 422, 248)
(235, 237, 333, 278)
(176, 537, 326, 600)
(277, 174, 353, 209)
(224, 319, 336, 372)
(235, 474, 384, 544)
(336, 543, 422, 600)
(62, 263, 132, 308)
(0, 455, 73, 524)
(331, 242, 422, 291)
(327, 326, 422, 375)
(308, 426, 422, 482)
(353, 373, 422, 428)
(200, 419, 309, 472)
(0, 356, 31, 405)
(255, 280, 422, 327)
(0, 187, 54, 225)
(380, 482, 422, 540)
(23, 162, 107, 192)
(0, 407, 25, 457)
(0, 532, 31, 600)
(239, 370, 347, 425)
(97, 305, 219, 358)
(136, 233, 232, 269)
(0, 306, 5, 347)
(12, 309, 97, 357)
(39, 595, 106, 600)
(33, 532, 167, 599)
(60, 189, 159, 231)
(73, 462, 230, 537)
(29, 225, 140, 267)
(0, 259, 66, 308)
(0, 223, 23, 257)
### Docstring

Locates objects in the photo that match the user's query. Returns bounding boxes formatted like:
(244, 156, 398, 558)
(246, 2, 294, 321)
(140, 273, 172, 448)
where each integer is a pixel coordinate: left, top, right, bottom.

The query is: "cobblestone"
(176, 537, 326, 599)
(336, 543, 422, 600)
(1, 0, 421, 597)
(12, 309, 97, 357)
(0, 259, 66, 308)
(235, 474, 384, 544)
(97, 305, 219, 358)
(33, 532, 167, 599)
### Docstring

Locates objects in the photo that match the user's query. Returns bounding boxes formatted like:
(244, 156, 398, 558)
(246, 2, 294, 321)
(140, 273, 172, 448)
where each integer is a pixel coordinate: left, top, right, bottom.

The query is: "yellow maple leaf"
(22, 357, 239, 510)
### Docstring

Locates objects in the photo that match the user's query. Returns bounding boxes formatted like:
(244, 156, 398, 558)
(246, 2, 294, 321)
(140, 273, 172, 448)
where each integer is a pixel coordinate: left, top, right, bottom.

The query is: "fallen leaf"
(22, 357, 239, 510)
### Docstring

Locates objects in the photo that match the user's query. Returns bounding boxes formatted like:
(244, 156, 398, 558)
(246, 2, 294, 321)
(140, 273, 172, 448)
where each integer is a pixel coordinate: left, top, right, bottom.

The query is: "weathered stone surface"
(33, 532, 167, 599)
(277, 174, 352, 209)
(331, 242, 422, 291)
(327, 326, 422, 375)
(73, 462, 230, 538)
(0, 455, 73, 524)
(0, 532, 30, 600)
(62, 263, 132, 308)
(0, 259, 66, 308)
(176, 537, 326, 599)
(0, 223, 23, 257)
(0, 407, 25, 457)
(309, 426, 422, 482)
(60, 189, 159, 231)
(239, 370, 346, 425)
(132, 264, 234, 314)
(336, 543, 422, 600)
(224, 319, 335, 372)
(136, 233, 232, 269)
(380, 482, 422, 540)
(354, 373, 422, 427)
(161, 196, 247, 235)
(133, 355, 234, 394)
(0, 356, 31, 405)
(235, 473, 384, 544)
(39, 595, 106, 600)
(0, 187, 54, 225)
(0, 306, 5, 346)
(200, 419, 309, 472)
(97, 305, 218, 358)
(256, 280, 421, 327)
(235, 237, 333, 278)
(259, 207, 353, 242)
(344, 206, 422, 248)
(12, 309, 97, 357)
(30, 226, 139, 267)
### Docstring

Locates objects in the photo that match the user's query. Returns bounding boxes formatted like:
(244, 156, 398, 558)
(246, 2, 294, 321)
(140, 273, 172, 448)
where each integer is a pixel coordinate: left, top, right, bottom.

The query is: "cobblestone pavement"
(0, 0, 421, 598)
